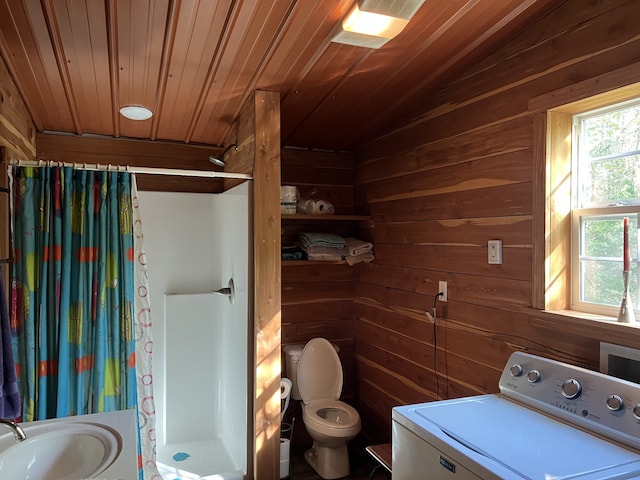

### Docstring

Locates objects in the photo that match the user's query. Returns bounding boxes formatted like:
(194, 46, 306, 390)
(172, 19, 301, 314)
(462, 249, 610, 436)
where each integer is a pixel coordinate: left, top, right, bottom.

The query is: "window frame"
(532, 80, 640, 322)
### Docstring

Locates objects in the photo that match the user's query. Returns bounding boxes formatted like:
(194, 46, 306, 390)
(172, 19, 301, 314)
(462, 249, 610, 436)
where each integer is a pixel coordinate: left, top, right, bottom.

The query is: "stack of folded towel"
(281, 245, 306, 261)
(344, 237, 374, 265)
(297, 232, 375, 265)
(298, 232, 346, 261)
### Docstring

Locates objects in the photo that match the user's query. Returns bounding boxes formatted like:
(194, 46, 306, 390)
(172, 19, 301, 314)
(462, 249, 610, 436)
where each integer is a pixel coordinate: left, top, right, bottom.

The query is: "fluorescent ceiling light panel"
(331, 0, 424, 49)
(358, 0, 426, 20)
(343, 6, 408, 37)
(119, 105, 153, 121)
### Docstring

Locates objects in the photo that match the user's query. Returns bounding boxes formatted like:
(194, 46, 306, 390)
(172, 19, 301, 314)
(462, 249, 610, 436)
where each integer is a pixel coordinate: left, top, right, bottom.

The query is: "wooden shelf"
(281, 214, 369, 221)
(281, 260, 347, 266)
(281, 213, 369, 265)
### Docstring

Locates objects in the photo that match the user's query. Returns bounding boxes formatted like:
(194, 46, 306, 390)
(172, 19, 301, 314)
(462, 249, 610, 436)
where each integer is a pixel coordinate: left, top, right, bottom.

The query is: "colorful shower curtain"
(10, 166, 159, 479)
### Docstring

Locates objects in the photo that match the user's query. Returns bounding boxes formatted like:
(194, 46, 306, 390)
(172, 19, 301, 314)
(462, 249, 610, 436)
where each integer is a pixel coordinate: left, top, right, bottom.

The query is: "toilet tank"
(283, 344, 304, 400)
(283, 341, 340, 401)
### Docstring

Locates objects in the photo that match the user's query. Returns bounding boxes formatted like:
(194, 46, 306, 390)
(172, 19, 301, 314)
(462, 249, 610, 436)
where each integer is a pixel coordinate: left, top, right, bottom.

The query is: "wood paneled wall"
(353, 0, 640, 443)
(0, 55, 35, 163)
(0, 54, 35, 294)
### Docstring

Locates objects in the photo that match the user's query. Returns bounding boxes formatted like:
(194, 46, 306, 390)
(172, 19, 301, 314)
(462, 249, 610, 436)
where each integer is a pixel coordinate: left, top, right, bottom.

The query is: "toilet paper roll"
(298, 199, 315, 214)
(280, 438, 290, 478)
(280, 438, 290, 459)
(312, 199, 334, 215)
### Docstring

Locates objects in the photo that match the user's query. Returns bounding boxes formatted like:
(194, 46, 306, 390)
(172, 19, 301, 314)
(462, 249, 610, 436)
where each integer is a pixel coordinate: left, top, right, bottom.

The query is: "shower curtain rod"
(10, 159, 253, 180)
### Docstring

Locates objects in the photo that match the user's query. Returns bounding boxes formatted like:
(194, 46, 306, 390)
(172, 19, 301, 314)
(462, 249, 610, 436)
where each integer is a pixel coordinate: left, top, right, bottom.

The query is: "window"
(534, 82, 640, 320)
(571, 101, 640, 316)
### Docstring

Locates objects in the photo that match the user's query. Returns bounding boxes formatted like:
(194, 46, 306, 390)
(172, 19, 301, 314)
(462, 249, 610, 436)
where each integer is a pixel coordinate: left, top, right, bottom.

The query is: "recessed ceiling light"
(119, 105, 153, 121)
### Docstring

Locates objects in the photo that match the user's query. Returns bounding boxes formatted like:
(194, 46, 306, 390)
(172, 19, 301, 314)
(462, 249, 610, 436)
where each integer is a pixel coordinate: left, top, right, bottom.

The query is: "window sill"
(546, 309, 640, 327)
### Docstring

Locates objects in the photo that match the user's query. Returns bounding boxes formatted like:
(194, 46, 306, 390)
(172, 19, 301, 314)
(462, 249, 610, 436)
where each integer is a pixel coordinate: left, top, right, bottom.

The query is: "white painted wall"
(138, 182, 249, 473)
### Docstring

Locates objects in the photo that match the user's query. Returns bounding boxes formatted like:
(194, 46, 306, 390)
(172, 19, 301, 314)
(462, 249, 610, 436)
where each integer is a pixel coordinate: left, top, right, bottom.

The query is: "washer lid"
(297, 338, 343, 403)
(394, 395, 640, 479)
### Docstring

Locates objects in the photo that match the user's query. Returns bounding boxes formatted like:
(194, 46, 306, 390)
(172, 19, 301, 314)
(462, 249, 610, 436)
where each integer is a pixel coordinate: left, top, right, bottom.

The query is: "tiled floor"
(286, 439, 390, 480)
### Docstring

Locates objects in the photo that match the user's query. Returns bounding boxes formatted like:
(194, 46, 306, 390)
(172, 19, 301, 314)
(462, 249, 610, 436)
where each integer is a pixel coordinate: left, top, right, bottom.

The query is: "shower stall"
(138, 182, 250, 480)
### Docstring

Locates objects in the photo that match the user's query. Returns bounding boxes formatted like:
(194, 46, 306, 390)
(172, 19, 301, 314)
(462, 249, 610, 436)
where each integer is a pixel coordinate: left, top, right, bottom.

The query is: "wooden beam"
(246, 90, 281, 480)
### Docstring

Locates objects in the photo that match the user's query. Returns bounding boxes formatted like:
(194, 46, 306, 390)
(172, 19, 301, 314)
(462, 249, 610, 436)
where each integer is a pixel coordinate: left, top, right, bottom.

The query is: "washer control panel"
(499, 351, 640, 450)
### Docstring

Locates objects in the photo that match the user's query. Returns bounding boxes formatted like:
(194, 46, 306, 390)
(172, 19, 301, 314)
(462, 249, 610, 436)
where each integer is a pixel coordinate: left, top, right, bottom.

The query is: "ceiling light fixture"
(331, 0, 425, 49)
(119, 105, 153, 121)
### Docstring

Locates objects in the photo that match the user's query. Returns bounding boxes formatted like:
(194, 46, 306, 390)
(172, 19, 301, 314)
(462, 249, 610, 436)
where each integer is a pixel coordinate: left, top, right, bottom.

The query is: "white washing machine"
(393, 351, 640, 479)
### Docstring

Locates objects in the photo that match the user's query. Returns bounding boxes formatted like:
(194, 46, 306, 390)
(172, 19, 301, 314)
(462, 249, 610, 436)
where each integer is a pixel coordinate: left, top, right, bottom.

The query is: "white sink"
(0, 421, 121, 479)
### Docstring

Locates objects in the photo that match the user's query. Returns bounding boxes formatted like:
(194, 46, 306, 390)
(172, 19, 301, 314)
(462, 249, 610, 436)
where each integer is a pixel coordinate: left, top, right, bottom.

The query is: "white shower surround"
(138, 183, 249, 479)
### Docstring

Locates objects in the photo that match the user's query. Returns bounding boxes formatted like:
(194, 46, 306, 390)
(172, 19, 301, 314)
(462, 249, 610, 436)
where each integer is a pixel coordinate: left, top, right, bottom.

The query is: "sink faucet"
(0, 419, 26, 442)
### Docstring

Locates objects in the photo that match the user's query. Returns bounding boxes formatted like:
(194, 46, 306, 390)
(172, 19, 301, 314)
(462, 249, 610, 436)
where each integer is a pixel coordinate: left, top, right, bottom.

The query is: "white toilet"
(296, 337, 361, 479)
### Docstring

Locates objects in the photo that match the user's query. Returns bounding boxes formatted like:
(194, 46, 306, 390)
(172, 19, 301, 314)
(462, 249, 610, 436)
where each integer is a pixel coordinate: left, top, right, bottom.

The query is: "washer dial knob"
(527, 369, 541, 383)
(561, 379, 582, 399)
(633, 404, 640, 420)
(606, 394, 624, 411)
(510, 364, 524, 377)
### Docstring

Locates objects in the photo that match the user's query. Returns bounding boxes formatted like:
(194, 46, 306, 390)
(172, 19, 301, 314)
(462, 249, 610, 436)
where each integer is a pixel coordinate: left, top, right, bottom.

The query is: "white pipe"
(10, 159, 253, 180)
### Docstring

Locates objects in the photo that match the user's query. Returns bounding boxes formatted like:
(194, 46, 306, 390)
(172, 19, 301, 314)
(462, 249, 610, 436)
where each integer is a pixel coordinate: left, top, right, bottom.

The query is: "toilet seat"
(303, 399, 361, 435)
(297, 338, 343, 403)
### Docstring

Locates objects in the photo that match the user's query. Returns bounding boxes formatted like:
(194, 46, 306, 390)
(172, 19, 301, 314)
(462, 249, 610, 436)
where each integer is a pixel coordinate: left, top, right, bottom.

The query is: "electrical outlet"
(438, 280, 447, 302)
(488, 240, 503, 264)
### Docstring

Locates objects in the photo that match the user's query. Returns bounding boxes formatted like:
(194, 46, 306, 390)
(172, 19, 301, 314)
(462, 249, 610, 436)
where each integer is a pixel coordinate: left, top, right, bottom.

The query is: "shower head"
(209, 144, 238, 167)
(209, 156, 226, 167)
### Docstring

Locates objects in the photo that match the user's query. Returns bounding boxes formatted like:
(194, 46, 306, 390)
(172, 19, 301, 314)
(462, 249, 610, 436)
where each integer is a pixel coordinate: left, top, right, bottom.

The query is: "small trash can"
(280, 377, 294, 479)
(280, 420, 294, 479)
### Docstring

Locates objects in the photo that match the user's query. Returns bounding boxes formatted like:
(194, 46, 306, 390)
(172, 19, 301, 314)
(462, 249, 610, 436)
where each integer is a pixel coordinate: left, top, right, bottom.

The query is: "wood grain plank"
(369, 182, 532, 223)
(357, 116, 533, 185)
(282, 262, 355, 283)
(373, 216, 532, 247)
(364, 150, 532, 204)
(544, 111, 573, 311)
(0, 55, 36, 159)
(251, 90, 281, 480)
(370, 244, 531, 282)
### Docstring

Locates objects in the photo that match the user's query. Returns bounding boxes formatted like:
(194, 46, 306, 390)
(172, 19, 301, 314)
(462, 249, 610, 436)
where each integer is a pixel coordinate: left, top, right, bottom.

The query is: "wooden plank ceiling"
(0, 0, 564, 152)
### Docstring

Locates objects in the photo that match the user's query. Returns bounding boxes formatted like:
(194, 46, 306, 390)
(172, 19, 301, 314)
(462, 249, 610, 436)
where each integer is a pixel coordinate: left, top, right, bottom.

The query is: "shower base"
(157, 438, 243, 480)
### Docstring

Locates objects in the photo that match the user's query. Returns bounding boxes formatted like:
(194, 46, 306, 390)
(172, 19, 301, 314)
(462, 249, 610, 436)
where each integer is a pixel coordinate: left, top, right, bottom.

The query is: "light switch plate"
(488, 240, 503, 264)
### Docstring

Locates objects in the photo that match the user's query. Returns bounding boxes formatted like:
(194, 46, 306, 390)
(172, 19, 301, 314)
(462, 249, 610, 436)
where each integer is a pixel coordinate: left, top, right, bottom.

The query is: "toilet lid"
(297, 338, 343, 403)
